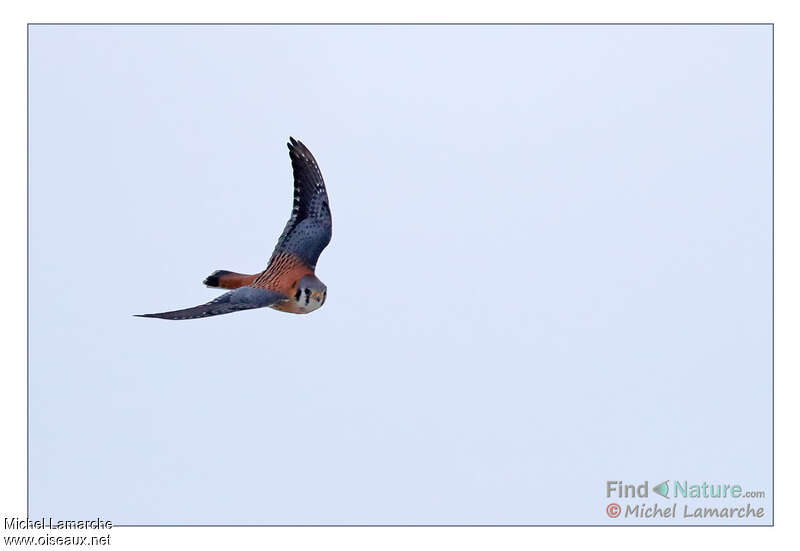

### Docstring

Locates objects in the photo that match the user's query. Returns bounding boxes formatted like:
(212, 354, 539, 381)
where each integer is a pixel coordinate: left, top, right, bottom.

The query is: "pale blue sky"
(29, 24, 772, 525)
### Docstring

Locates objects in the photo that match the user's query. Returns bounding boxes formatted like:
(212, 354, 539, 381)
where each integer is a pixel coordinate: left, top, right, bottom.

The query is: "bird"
(136, 137, 332, 320)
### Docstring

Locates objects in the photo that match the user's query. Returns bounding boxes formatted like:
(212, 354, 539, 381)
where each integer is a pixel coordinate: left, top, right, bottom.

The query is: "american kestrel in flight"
(137, 137, 331, 320)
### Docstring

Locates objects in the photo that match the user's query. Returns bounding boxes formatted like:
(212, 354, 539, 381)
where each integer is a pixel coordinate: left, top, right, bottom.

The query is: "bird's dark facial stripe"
(304, 288, 311, 305)
(294, 288, 302, 301)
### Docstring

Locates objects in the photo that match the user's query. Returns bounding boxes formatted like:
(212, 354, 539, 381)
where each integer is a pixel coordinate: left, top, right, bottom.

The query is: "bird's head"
(293, 274, 327, 313)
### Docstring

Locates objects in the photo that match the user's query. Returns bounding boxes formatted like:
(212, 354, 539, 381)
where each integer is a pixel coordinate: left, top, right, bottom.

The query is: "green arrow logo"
(653, 480, 669, 498)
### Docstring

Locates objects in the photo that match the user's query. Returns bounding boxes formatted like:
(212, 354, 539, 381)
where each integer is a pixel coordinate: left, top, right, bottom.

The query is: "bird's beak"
(312, 291, 323, 301)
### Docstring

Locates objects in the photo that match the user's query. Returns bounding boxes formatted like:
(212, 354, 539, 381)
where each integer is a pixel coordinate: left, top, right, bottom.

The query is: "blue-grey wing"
(136, 287, 285, 320)
(269, 137, 332, 270)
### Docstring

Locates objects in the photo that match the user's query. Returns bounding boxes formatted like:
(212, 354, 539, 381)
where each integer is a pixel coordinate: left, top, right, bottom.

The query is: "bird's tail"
(203, 270, 257, 289)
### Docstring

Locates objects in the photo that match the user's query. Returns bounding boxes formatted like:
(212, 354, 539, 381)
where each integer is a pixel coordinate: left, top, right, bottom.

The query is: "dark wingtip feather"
(134, 311, 190, 320)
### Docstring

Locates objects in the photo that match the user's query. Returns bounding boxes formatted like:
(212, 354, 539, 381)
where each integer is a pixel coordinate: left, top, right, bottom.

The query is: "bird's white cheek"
(306, 297, 325, 312)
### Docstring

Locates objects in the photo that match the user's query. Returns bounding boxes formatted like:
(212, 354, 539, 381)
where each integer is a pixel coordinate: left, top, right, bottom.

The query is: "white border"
(3, 2, 796, 550)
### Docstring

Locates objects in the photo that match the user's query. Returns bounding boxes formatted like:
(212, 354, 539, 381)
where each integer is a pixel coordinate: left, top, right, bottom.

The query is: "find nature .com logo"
(605, 480, 766, 521)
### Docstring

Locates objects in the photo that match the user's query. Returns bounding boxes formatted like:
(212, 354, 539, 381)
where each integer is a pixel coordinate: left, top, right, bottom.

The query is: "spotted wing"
(268, 137, 332, 271)
(136, 287, 285, 320)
